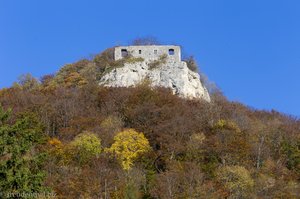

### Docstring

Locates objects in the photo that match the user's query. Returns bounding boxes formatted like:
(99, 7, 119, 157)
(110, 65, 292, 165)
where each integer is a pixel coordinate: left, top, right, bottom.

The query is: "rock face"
(99, 60, 211, 102)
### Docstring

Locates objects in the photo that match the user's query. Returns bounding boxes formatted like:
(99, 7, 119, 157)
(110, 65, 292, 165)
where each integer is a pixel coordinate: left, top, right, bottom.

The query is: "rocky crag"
(99, 45, 211, 102)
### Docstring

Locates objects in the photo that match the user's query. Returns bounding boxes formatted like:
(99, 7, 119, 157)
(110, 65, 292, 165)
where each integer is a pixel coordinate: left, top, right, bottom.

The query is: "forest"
(0, 47, 299, 198)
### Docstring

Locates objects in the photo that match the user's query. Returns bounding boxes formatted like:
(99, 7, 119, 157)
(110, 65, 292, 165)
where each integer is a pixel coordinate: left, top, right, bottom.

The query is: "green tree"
(281, 140, 300, 175)
(0, 105, 48, 194)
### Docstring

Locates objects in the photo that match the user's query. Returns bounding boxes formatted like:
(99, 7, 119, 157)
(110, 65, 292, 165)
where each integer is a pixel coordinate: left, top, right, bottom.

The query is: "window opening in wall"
(121, 49, 128, 57)
(139, 50, 142, 54)
(154, 50, 157, 54)
(168, 49, 175, 55)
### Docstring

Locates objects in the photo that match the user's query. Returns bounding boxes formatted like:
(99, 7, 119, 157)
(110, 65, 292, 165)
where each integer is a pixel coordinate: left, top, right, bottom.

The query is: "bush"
(183, 56, 198, 72)
(148, 54, 167, 70)
(124, 57, 144, 64)
(213, 119, 241, 133)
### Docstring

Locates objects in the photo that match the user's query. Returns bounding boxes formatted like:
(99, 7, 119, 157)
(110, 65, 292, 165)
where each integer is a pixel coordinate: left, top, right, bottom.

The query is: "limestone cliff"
(99, 60, 211, 102)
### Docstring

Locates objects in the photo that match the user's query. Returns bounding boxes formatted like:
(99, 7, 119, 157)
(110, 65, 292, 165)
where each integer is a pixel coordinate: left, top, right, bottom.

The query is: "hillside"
(0, 47, 299, 198)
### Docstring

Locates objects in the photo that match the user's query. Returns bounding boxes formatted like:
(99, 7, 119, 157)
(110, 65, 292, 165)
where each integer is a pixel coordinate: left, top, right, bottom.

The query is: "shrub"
(183, 56, 198, 72)
(124, 57, 144, 64)
(148, 54, 167, 70)
(97, 51, 144, 76)
(213, 119, 241, 133)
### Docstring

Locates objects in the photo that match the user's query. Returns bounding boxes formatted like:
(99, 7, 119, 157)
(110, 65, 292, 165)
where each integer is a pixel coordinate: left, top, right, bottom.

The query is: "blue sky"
(1, 0, 300, 116)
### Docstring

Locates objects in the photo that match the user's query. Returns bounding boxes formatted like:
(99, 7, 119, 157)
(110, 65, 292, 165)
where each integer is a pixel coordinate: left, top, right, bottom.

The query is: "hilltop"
(100, 45, 210, 101)
(37, 45, 211, 101)
(0, 45, 299, 198)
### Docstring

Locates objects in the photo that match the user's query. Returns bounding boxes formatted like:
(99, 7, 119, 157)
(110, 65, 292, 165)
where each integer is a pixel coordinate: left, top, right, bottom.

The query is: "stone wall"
(114, 45, 181, 62)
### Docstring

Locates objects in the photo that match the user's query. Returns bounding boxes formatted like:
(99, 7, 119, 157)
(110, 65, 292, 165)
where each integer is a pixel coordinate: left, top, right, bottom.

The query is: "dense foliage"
(0, 106, 48, 195)
(0, 49, 299, 198)
(106, 129, 151, 170)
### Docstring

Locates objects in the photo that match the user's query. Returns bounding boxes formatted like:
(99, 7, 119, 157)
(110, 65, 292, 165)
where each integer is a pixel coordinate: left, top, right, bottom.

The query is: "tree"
(150, 162, 224, 199)
(281, 140, 300, 175)
(106, 129, 151, 170)
(216, 166, 254, 198)
(14, 73, 40, 90)
(68, 132, 102, 165)
(64, 72, 87, 88)
(99, 115, 124, 147)
(0, 105, 48, 194)
(211, 120, 251, 166)
(49, 132, 102, 166)
(183, 56, 198, 72)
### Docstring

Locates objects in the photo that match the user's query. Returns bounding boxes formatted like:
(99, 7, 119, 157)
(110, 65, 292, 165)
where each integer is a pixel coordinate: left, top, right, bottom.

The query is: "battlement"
(114, 45, 181, 62)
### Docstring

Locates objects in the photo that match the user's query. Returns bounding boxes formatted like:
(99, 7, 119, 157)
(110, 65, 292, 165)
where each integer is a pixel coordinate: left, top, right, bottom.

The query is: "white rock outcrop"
(99, 60, 211, 102)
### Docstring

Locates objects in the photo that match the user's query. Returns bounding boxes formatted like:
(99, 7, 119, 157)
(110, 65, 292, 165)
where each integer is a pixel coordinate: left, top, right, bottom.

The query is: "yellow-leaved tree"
(68, 132, 102, 164)
(216, 165, 254, 198)
(49, 132, 102, 165)
(106, 129, 151, 170)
